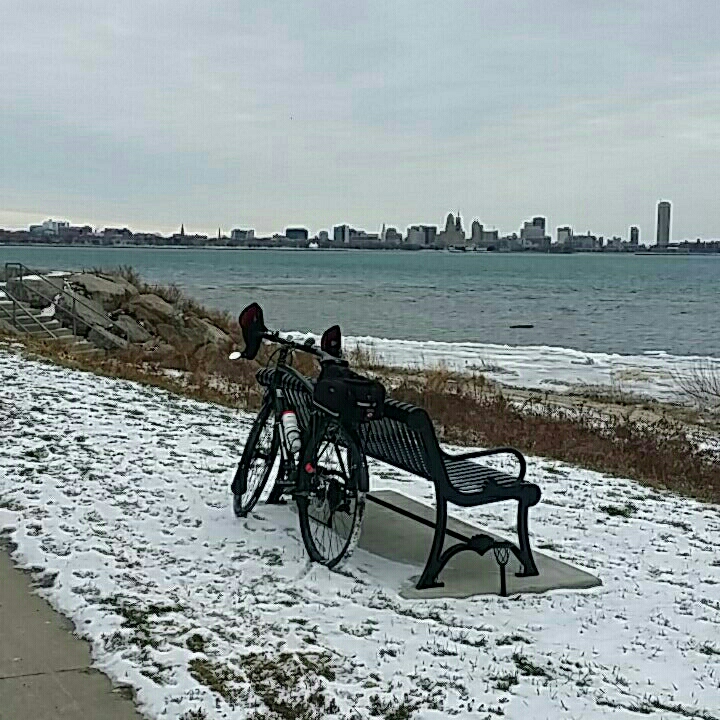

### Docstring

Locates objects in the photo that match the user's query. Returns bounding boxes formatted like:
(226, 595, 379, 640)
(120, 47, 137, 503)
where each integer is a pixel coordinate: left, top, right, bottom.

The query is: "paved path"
(0, 548, 144, 720)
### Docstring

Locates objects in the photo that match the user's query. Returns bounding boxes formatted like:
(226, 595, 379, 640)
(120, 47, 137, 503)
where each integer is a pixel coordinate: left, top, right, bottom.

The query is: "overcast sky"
(1, 1, 719, 240)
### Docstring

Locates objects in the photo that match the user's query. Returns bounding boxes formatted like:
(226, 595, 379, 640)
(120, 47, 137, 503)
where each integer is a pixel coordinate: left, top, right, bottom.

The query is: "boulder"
(155, 322, 199, 349)
(114, 314, 152, 344)
(88, 326, 128, 351)
(56, 290, 114, 334)
(67, 273, 135, 312)
(185, 316, 231, 346)
(6, 274, 67, 306)
(0, 318, 20, 336)
(141, 339, 175, 355)
(101, 274, 139, 297)
(127, 294, 180, 326)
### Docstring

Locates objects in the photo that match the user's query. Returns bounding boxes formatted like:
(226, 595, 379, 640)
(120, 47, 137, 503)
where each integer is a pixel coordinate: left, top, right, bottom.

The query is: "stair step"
(55, 328, 86, 345)
(69, 345, 105, 358)
(14, 316, 52, 327)
(25, 321, 63, 333)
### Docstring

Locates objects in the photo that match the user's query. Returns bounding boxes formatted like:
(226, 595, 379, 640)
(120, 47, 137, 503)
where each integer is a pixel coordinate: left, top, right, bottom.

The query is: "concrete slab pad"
(359, 490, 601, 599)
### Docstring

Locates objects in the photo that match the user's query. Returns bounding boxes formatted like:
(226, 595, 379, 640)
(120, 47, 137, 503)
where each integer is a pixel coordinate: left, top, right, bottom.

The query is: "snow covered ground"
(1, 345, 719, 719)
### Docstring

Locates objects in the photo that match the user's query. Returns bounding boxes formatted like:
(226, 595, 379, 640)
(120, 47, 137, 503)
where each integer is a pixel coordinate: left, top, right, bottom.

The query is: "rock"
(67, 273, 135, 312)
(6, 274, 67, 306)
(101, 274, 139, 297)
(155, 322, 192, 347)
(88, 326, 128, 351)
(114, 314, 152, 344)
(185, 316, 231, 346)
(141, 339, 175, 355)
(0, 318, 20, 335)
(56, 289, 114, 334)
(127, 294, 180, 326)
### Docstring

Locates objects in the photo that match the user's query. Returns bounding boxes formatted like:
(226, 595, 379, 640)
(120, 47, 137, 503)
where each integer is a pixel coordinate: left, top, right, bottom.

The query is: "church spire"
(180, 223, 185, 236)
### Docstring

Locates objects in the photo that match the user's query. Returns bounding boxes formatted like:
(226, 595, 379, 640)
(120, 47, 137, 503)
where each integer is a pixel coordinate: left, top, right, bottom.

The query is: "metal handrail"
(4, 262, 130, 341)
(0, 287, 60, 340)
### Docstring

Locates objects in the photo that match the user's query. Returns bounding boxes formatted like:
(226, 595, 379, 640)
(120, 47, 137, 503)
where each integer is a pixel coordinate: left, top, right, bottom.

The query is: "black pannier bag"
(313, 365, 385, 424)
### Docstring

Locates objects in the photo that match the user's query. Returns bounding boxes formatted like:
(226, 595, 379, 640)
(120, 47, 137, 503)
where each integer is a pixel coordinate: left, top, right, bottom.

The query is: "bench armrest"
(443, 446, 526, 481)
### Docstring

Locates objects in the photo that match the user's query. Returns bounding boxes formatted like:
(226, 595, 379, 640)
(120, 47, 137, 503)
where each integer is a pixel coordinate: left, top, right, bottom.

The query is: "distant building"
(520, 217, 550, 249)
(29, 219, 70, 236)
(630, 226, 639, 245)
(231, 228, 255, 242)
(571, 233, 597, 250)
(333, 224, 350, 243)
(657, 201, 671, 247)
(348, 228, 378, 243)
(557, 226, 573, 245)
(285, 227, 309, 241)
(471, 220, 483, 245)
(407, 225, 437, 246)
(437, 212, 465, 247)
(384, 227, 402, 243)
(317, 230, 329, 242)
(481, 229, 499, 246)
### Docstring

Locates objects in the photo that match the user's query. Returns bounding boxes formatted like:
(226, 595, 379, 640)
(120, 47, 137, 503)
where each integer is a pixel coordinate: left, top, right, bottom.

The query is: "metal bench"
(256, 367, 541, 590)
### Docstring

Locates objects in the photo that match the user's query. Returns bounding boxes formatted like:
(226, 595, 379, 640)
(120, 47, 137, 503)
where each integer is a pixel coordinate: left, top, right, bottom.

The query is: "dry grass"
(674, 360, 720, 414)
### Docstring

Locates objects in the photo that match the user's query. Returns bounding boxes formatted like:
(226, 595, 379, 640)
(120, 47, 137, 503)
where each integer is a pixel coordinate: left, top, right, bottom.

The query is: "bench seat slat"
(445, 459, 526, 496)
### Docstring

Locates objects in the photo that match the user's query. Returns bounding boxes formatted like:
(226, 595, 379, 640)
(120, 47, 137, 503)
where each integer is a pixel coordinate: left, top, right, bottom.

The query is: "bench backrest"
(257, 367, 445, 483)
(357, 399, 440, 481)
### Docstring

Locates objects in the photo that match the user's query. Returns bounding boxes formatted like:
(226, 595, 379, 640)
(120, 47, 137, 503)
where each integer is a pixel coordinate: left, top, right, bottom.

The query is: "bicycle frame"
(256, 338, 346, 504)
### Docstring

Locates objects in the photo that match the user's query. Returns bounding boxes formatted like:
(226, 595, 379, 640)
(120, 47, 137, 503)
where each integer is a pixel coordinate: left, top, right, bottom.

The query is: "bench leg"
(417, 494, 448, 589)
(516, 500, 539, 577)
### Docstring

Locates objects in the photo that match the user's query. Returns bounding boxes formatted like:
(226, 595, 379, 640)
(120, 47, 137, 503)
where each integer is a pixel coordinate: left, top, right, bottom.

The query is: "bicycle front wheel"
(297, 419, 366, 569)
(232, 399, 280, 517)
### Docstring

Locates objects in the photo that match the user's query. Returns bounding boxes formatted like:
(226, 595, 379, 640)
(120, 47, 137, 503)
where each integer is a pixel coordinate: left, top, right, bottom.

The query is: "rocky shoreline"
(3, 269, 235, 356)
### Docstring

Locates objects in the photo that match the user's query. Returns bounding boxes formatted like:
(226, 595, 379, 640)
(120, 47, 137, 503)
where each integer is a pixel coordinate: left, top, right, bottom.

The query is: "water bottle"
(281, 410, 302, 454)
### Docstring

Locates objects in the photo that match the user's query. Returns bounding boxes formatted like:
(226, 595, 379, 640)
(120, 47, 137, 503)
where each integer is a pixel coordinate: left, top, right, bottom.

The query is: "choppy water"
(2, 246, 718, 357)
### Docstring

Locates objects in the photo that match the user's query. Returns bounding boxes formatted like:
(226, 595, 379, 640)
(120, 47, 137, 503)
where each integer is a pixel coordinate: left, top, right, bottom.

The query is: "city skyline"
(6, 200, 716, 247)
(2, 2, 720, 239)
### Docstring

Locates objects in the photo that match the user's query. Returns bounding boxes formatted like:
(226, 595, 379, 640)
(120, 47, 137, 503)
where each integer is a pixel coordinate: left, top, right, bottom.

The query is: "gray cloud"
(2, 0, 719, 240)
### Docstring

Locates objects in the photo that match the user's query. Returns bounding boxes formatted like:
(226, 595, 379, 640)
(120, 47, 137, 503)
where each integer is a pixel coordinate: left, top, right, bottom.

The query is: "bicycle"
(229, 303, 384, 568)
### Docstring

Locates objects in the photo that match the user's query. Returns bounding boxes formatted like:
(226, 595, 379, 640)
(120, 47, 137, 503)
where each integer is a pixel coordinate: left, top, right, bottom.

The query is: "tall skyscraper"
(656, 201, 671, 247)
(630, 226, 639, 245)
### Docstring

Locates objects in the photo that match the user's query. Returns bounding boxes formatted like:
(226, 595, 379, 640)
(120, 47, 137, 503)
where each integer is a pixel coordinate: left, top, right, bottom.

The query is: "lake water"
(2, 246, 718, 358)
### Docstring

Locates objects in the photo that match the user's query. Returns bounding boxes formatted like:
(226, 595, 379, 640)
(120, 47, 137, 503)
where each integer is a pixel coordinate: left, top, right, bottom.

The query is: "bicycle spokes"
(304, 437, 362, 562)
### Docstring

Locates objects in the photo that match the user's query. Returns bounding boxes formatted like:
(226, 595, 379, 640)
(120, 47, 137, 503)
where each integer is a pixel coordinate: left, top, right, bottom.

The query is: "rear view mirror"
(321, 324, 342, 358)
(238, 302, 266, 360)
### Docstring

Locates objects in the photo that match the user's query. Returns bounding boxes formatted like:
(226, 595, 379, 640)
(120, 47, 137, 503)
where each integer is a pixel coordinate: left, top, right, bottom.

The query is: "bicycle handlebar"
(245, 329, 345, 365)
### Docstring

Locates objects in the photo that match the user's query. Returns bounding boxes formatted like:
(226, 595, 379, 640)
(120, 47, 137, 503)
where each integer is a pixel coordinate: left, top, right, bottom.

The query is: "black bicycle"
(229, 303, 384, 568)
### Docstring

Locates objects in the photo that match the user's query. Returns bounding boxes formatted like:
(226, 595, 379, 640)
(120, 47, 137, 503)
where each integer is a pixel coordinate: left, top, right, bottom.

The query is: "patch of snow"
(162, 368, 185, 379)
(0, 347, 719, 719)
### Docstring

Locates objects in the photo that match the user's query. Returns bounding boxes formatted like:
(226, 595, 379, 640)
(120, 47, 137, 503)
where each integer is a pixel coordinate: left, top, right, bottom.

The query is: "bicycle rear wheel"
(232, 399, 280, 517)
(297, 418, 366, 569)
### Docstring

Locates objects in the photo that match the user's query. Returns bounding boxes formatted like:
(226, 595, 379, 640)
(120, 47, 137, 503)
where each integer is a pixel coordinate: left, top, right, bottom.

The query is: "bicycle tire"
(232, 399, 280, 517)
(297, 418, 367, 569)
